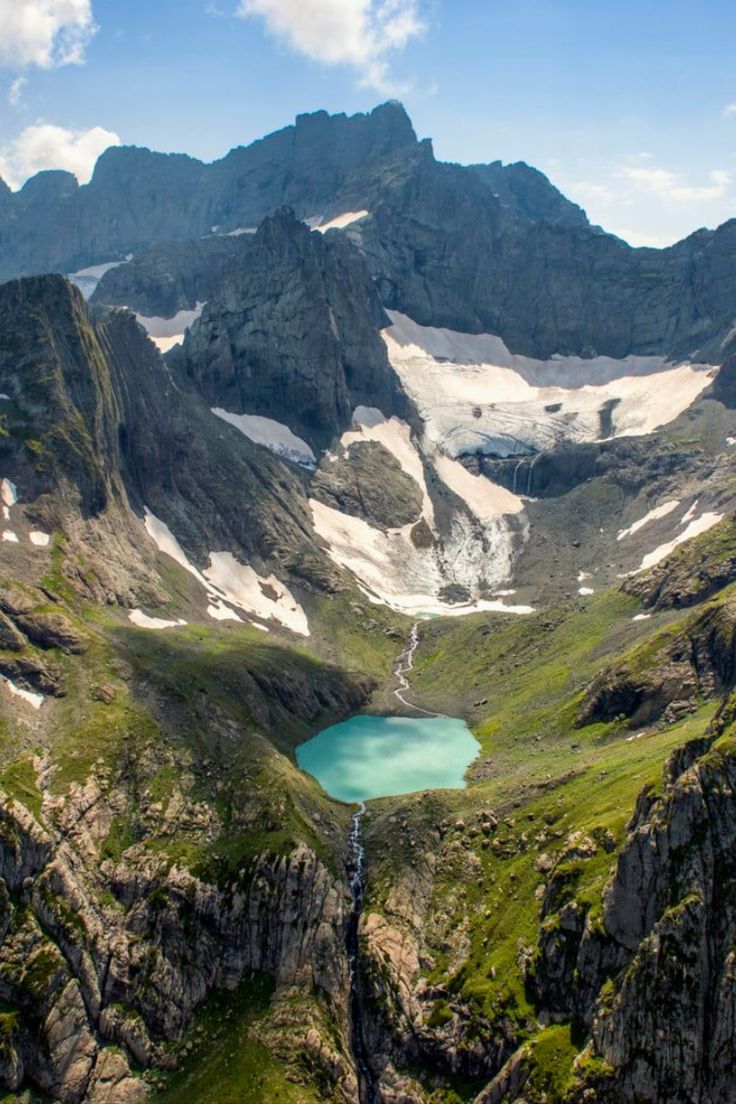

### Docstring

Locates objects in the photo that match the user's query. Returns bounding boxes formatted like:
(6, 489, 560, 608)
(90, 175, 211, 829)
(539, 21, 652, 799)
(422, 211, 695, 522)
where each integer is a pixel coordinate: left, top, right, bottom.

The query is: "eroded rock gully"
(0, 770, 358, 1103)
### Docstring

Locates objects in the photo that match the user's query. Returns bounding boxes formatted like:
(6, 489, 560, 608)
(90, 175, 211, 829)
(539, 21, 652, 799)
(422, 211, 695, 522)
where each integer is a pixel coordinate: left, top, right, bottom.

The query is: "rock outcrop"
(0, 103, 418, 279)
(0, 785, 353, 1104)
(577, 597, 736, 729)
(172, 208, 408, 448)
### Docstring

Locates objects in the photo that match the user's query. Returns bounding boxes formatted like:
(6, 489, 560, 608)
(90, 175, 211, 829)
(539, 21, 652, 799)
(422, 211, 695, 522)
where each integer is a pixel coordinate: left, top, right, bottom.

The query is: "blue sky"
(1, 0, 735, 246)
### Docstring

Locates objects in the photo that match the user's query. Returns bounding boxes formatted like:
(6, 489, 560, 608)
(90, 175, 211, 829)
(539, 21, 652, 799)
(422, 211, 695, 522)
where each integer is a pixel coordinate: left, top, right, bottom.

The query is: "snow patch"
(142, 508, 309, 634)
(206, 602, 242, 623)
(2, 479, 18, 508)
(68, 259, 127, 299)
(617, 500, 681, 541)
(680, 500, 699, 525)
(313, 210, 369, 233)
(211, 408, 316, 468)
(225, 226, 257, 236)
(137, 302, 205, 352)
(433, 454, 523, 520)
(29, 532, 50, 547)
(632, 613, 652, 621)
(384, 311, 715, 458)
(128, 610, 187, 630)
(635, 512, 724, 573)
(144, 509, 202, 583)
(0, 394, 9, 401)
(0, 675, 43, 709)
(2, 531, 18, 543)
(578, 586, 595, 596)
(203, 553, 309, 637)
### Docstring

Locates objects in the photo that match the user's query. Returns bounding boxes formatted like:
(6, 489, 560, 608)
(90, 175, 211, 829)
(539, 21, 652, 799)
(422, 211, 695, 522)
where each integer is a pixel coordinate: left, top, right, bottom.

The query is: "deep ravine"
(347, 622, 441, 1102)
(346, 800, 377, 1104)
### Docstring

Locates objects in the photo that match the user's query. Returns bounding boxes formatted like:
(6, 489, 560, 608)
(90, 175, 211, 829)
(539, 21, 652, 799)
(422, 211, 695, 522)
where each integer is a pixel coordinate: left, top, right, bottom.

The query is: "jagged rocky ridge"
(0, 273, 337, 608)
(169, 207, 409, 448)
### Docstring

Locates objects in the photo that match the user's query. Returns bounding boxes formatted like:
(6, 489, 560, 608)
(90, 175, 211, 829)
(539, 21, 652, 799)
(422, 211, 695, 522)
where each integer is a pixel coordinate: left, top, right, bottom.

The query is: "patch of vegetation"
(0, 758, 42, 819)
(527, 1023, 579, 1098)
(154, 973, 321, 1104)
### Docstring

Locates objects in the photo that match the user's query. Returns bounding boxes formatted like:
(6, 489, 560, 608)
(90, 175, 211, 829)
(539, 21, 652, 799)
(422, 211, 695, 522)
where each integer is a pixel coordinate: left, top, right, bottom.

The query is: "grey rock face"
(530, 715, 736, 1103)
(469, 159, 590, 228)
(312, 441, 423, 529)
(172, 207, 407, 448)
(0, 273, 336, 606)
(0, 786, 352, 1104)
(0, 102, 418, 279)
(91, 234, 255, 316)
(356, 146, 736, 359)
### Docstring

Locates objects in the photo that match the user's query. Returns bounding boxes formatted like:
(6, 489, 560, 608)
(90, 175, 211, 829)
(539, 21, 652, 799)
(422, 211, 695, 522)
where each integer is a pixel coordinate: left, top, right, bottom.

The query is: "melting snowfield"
(0, 674, 43, 710)
(309, 408, 532, 617)
(617, 500, 681, 541)
(634, 507, 724, 573)
(312, 210, 369, 233)
(211, 408, 316, 467)
(136, 303, 205, 353)
(383, 311, 716, 457)
(68, 259, 129, 299)
(138, 508, 309, 634)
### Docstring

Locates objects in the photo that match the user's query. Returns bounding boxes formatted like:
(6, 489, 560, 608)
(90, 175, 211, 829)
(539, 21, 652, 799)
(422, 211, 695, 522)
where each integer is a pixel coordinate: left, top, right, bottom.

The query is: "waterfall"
(346, 627, 443, 1099)
(346, 802, 377, 1104)
(525, 451, 542, 497)
(511, 455, 525, 495)
(346, 622, 441, 1102)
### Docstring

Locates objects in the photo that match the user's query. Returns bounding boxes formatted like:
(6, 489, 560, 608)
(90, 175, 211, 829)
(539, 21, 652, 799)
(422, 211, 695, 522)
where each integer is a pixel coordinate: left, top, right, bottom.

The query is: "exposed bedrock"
(476, 435, 702, 500)
(312, 440, 423, 531)
(0, 771, 358, 1104)
(91, 235, 254, 317)
(576, 597, 736, 730)
(0, 103, 418, 279)
(623, 517, 736, 611)
(530, 716, 736, 1103)
(171, 207, 411, 450)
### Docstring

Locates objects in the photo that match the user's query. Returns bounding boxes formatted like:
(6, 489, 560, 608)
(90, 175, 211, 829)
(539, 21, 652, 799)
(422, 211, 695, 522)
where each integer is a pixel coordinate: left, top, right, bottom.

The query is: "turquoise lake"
(296, 714, 480, 802)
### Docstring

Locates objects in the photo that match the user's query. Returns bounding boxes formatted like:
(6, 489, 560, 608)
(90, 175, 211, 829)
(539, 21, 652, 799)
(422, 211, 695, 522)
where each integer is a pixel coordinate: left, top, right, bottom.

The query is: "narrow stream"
(394, 621, 444, 717)
(347, 621, 434, 1103)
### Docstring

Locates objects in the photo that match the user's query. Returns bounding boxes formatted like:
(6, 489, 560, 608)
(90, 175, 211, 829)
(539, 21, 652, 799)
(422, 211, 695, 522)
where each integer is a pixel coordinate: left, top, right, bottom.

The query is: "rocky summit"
(2, 99, 736, 1104)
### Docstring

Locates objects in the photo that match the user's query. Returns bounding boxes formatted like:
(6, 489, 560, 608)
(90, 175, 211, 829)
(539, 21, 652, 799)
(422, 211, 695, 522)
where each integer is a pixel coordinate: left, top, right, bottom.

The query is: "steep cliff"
(171, 208, 408, 448)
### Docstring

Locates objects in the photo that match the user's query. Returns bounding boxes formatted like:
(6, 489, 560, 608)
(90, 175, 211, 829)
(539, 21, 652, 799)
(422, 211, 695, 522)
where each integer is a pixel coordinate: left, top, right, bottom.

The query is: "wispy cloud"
(237, 0, 426, 93)
(0, 122, 119, 189)
(7, 76, 27, 107)
(558, 156, 735, 247)
(723, 102, 736, 118)
(618, 165, 731, 203)
(0, 0, 97, 70)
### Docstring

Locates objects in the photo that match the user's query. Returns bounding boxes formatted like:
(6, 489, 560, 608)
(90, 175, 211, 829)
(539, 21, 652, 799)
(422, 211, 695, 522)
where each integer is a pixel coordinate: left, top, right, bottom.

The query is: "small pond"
(296, 713, 480, 803)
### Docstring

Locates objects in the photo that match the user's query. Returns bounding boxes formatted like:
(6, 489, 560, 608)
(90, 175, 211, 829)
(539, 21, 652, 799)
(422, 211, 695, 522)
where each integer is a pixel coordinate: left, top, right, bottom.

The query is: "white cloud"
(7, 76, 27, 106)
(618, 165, 731, 203)
(557, 156, 736, 248)
(237, 0, 425, 92)
(723, 103, 736, 118)
(0, 122, 119, 189)
(0, 0, 97, 70)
